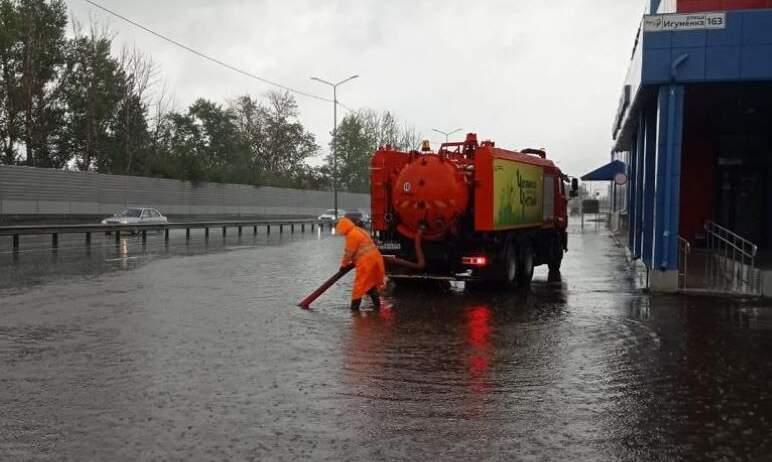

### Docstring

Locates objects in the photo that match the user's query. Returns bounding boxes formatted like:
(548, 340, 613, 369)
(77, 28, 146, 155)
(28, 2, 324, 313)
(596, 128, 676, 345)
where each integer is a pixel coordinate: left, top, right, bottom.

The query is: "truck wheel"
(547, 237, 563, 282)
(516, 244, 535, 288)
(503, 242, 518, 288)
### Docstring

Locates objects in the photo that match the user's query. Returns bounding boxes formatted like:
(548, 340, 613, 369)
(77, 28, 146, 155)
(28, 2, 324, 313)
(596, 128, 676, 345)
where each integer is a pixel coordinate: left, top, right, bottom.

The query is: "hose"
(383, 229, 426, 271)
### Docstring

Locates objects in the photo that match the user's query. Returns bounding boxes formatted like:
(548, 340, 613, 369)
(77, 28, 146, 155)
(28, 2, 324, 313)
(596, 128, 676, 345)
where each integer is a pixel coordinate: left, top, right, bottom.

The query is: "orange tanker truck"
(371, 133, 578, 288)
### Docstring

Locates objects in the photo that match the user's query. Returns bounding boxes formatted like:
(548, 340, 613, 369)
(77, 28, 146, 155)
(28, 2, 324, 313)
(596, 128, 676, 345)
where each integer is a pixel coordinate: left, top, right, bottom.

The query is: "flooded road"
(2, 228, 772, 461)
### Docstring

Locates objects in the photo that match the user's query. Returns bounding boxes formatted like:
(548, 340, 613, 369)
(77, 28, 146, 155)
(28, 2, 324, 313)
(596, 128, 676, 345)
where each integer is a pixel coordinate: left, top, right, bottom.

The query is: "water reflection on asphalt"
(1, 227, 772, 461)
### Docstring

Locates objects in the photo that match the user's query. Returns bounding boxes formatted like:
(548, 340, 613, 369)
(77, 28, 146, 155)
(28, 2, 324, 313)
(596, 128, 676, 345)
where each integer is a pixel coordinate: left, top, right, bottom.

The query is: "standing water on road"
(2, 228, 772, 460)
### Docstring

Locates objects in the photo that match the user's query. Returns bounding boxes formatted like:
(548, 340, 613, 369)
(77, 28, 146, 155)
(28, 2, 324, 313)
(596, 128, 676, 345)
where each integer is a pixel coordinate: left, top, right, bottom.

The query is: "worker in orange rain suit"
(335, 217, 386, 311)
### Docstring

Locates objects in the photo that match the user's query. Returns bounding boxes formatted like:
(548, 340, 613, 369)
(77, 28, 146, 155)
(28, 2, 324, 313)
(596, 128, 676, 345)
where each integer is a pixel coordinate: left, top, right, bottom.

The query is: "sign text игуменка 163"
(643, 12, 726, 32)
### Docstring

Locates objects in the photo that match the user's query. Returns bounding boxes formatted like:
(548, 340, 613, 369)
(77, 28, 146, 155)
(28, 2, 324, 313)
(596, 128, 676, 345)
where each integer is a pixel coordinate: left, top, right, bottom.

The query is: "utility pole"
(311, 75, 359, 219)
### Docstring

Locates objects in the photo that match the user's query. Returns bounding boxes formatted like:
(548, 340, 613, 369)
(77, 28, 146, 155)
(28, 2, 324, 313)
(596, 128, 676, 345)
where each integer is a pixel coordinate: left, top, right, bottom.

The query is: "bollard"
(222, 226, 227, 238)
(165, 229, 170, 242)
(267, 225, 271, 235)
(253, 225, 257, 235)
(291, 224, 295, 234)
(13, 234, 19, 251)
(52, 233, 58, 248)
(186, 228, 191, 241)
(238, 226, 243, 236)
(280, 224, 283, 234)
(302, 224, 305, 233)
(85, 232, 91, 245)
(205, 228, 210, 240)
(142, 230, 147, 244)
(311, 223, 315, 232)
(115, 230, 121, 245)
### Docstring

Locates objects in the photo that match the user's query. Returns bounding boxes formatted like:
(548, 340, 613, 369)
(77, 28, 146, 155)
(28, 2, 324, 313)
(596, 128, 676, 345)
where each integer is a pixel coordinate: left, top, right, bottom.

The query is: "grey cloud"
(67, 0, 645, 176)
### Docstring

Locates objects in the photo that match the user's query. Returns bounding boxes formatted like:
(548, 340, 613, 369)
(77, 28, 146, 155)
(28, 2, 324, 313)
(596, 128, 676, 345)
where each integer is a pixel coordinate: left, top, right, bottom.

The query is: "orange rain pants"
(336, 218, 386, 301)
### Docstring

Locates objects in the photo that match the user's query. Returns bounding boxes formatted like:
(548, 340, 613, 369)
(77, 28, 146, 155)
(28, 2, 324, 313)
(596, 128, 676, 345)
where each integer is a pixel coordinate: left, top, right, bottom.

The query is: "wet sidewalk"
(2, 227, 772, 460)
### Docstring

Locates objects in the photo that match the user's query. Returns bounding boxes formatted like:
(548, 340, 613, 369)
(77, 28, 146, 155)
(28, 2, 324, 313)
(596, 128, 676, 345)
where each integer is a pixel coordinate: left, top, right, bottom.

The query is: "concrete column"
(634, 113, 646, 259)
(653, 85, 684, 270)
(633, 127, 643, 258)
(650, 84, 685, 292)
(641, 105, 658, 268)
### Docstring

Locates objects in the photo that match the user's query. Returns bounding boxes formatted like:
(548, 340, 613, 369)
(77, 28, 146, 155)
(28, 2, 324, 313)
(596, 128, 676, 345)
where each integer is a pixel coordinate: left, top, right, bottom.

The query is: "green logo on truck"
(493, 159, 543, 229)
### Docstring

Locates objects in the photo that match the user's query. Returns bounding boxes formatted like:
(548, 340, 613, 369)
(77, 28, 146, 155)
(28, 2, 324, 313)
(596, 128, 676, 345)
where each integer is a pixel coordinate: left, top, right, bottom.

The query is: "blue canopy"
(581, 160, 626, 181)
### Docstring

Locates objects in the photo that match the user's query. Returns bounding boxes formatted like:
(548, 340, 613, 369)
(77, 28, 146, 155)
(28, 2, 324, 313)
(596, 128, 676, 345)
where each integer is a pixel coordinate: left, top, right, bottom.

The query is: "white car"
(318, 208, 345, 222)
(101, 208, 168, 225)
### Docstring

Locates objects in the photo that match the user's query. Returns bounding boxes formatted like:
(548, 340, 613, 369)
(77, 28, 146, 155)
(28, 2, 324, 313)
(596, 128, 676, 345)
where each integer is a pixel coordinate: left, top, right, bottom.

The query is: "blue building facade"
(610, 1, 772, 290)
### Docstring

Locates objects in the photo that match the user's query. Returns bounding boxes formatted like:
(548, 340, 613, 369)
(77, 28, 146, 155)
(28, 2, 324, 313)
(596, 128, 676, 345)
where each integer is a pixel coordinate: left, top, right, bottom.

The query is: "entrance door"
(716, 165, 768, 247)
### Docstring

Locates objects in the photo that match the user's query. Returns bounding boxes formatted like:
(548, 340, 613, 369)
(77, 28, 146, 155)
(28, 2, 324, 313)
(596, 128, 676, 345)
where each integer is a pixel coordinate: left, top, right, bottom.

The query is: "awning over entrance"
(581, 160, 626, 181)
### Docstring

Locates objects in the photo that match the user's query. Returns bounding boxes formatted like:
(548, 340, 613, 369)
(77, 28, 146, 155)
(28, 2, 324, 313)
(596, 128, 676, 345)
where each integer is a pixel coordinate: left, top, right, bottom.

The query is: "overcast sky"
(65, 0, 645, 176)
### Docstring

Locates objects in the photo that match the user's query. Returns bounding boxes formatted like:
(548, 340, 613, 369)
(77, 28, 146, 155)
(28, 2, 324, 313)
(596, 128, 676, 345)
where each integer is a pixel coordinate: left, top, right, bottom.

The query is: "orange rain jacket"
(336, 218, 386, 300)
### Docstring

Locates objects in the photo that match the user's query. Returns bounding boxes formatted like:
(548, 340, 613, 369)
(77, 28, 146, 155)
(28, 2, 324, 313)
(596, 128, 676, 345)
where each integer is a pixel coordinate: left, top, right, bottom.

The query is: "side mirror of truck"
(570, 178, 579, 198)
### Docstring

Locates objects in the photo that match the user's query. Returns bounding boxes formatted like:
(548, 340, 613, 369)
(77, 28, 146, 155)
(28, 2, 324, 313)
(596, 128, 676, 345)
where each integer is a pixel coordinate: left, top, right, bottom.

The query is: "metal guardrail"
(1, 219, 333, 253)
(678, 236, 691, 289)
(704, 221, 760, 295)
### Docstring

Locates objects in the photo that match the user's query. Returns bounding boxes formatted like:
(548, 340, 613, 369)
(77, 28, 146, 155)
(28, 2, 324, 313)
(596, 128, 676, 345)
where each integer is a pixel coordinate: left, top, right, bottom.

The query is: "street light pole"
(432, 128, 463, 143)
(311, 74, 359, 220)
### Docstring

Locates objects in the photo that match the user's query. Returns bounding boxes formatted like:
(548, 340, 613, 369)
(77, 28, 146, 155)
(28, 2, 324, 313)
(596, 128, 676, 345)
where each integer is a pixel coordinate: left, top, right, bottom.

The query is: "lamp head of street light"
(310, 76, 333, 86)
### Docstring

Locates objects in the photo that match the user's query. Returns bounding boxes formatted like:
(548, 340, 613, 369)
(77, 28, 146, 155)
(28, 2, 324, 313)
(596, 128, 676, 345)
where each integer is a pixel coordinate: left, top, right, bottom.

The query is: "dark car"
(344, 210, 369, 227)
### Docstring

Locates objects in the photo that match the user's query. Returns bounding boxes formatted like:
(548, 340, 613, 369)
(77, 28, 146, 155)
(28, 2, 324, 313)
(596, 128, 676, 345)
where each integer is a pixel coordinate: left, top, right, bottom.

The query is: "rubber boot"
(350, 298, 362, 311)
(368, 288, 381, 310)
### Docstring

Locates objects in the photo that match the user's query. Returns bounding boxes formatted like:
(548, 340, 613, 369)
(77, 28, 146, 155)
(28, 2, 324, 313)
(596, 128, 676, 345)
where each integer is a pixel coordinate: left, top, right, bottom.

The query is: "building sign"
(643, 12, 726, 32)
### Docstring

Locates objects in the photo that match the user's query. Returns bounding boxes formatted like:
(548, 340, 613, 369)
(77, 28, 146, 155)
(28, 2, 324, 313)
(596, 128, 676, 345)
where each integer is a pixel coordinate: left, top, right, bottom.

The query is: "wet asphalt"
(1, 227, 772, 461)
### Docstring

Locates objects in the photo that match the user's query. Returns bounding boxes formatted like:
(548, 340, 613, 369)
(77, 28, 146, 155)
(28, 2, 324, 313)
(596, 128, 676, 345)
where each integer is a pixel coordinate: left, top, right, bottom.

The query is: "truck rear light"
(462, 256, 488, 267)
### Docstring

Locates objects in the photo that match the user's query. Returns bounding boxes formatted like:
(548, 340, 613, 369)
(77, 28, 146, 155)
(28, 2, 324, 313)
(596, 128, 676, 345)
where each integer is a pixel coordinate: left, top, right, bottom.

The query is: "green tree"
(330, 110, 420, 193)
(0, 0, 68, 167)
(112, 46, 154, 175)
(0, 0, 19, 164)
(108, 93, 150, 175)
(188, 98, 250, 183)
(59, 23, 125, 171)
(165, 110, 205, 182)
(332, 114, 372, 193)
(229, 91, 319, 186)
(260, 90, 318, 176)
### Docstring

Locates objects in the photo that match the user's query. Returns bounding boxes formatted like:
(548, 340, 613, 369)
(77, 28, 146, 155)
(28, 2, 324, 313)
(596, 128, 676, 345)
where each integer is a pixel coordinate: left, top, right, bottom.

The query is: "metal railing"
(704, 221, 760, 295)
(678, 236, 691, 289)
(1, 219, 332, 256)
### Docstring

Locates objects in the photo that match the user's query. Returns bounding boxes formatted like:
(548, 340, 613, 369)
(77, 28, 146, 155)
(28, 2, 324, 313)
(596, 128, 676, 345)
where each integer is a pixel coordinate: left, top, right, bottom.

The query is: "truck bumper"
(388, 270, 476, 282)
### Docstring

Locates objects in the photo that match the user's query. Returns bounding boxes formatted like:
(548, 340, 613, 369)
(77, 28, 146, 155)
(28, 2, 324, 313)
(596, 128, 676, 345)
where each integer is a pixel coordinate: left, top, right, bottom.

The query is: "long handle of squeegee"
(298, 264, 355, 308)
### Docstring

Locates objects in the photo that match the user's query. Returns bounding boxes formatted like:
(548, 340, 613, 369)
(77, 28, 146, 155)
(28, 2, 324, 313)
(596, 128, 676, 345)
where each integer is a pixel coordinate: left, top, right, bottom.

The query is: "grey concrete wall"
(0, 166, 369, 220)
